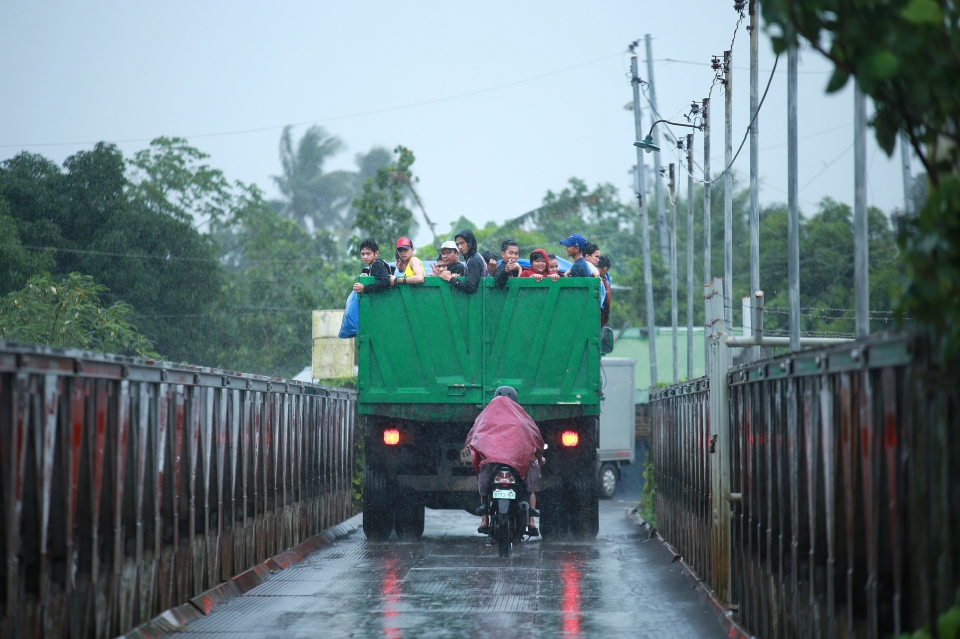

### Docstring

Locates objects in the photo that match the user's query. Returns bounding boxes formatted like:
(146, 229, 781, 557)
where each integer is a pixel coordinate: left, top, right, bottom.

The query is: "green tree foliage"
(127, 137, 234, 226)
(0, 272, 157, 357)
(211, 198, 352, 377)
(0, 207, 54, 294)
(0, 136, 364, 378)
(759, 198, 900, 336)
(352, 145, 417, 249)
(761, 0, 960, 354)
(0, 144, 223, 364)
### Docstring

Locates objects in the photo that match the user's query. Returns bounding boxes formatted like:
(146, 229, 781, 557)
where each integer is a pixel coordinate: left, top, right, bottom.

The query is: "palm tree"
(273, 125, 355, 233)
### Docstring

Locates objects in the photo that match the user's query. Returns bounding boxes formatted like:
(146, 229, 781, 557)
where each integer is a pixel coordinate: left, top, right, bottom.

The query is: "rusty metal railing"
(0, 343, 357, 639)
(650, 377, 712, 592)
(653, 330, 960, 638)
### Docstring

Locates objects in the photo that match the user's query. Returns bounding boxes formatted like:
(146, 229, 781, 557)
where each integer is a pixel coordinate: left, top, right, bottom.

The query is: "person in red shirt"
(521, 249, 560, 282)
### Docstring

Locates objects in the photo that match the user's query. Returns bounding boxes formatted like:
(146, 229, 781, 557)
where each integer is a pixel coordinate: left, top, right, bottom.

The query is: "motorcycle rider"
(466, 386, 545, 537)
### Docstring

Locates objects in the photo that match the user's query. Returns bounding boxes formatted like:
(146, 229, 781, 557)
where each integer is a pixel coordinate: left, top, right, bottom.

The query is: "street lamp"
(634, 119, 701, 153)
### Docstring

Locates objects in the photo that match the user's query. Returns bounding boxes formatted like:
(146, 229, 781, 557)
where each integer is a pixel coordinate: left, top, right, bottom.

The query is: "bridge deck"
(175, 501, 726, 638)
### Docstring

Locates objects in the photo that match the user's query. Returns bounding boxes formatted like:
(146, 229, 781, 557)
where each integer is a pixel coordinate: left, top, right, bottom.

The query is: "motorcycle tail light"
(383, 428, 400, 445)
(495, 469, 515, 484)
(561, 430, 580, 447)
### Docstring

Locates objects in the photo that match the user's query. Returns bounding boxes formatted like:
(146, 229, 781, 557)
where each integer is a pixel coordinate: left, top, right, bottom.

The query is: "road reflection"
(380, 556, 401, 639)
(561, 555, 582, 639)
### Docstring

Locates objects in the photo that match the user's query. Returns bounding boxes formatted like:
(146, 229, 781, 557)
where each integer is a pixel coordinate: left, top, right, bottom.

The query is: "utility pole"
(787, 41, 800, 351)
(854, 83, 869, 339)
(670, 163, 678, 384)
(749, 0, 761, 361)
(632, 55, 658, 387)
(686, 134, 695, 380)
(646, 34, 670, 264)
(900, 131, 913, 216)
(724, 49, 734, 364)
(703, 96, 712, 376)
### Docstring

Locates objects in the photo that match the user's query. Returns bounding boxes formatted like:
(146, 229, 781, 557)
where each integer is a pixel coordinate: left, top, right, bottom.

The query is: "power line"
(0, 51, 624, 149)
(132, 308, 314, 319)
(655, 58, 830, 75)
(2, 242, 332, 265)
(800, 144, 853, 192)
(760, 122, 853, 151)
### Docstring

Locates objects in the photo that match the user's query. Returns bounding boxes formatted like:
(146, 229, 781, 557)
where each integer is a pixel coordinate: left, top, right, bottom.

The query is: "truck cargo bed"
(356, 277, 602, 422)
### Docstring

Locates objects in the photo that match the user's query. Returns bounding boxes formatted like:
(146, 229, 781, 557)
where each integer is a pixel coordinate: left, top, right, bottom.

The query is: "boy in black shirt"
(353, 238, 393, 294)
(440, 229, 486, 294)
(494, 239, 522, 288)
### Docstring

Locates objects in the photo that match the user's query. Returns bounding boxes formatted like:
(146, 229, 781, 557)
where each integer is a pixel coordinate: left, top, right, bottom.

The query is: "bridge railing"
(649, 377, 712, 594)
(652, 331, 960, 638)
(0, 343, 357, 639)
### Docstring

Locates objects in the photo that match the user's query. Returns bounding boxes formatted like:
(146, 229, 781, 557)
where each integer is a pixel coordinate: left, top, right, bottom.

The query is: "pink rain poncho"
(464, 396, 544, 480)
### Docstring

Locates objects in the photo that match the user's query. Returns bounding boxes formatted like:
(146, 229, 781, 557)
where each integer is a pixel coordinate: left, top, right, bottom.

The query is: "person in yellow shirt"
(391, 236, 425, 286)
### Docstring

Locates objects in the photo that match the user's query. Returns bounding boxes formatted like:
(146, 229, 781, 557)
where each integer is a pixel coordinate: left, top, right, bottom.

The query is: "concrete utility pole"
(900, 131, 913, 216)
(702, 97, 712, 376)
(670, 163, 679, 384)
(632, 56, 658, 386)
(749, 0, 761, 361)
(787, 42, 800, 351)
(854, 83, 870, 339)
(646, 35, 670, 264)
(686, 134, 695, 380)
(724, 50, 734, 364)
(687, 133, 693, 380)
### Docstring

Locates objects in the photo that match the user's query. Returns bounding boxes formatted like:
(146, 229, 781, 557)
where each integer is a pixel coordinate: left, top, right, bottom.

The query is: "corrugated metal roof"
(606, 326, 742, 403)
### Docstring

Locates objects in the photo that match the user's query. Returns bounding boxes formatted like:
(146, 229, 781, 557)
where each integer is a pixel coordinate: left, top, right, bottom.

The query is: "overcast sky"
(1, 1, 912, 247)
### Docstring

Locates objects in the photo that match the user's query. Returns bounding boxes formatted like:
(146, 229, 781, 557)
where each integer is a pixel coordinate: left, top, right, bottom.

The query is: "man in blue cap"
(559, 233, 593, 278)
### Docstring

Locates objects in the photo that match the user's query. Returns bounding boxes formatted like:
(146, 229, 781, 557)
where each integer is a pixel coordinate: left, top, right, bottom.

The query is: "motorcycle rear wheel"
(497, 512, 512, 557)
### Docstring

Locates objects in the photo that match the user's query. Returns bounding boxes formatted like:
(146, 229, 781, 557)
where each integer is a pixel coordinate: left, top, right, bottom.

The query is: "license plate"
(492, 488, 515, 499)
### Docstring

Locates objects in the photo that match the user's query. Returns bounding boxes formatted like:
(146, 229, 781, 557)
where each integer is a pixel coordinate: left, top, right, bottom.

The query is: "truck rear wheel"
(394, 493, 425, 540)
(570, 478, 600, 540)
(362, 466, 393, 541)
(538, 488, 569, 539)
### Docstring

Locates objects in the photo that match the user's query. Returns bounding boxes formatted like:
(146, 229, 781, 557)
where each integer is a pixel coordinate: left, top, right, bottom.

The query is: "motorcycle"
(486, 464, 531, 557)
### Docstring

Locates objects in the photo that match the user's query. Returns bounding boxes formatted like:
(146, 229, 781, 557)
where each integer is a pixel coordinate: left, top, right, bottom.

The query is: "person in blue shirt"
(559, 234, 593, 278)
(598, 254, 612, 327)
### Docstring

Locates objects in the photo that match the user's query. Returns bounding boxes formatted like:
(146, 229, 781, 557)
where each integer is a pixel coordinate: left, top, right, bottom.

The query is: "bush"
(0, 272, 158, 358)
(637, 449, 657, 527)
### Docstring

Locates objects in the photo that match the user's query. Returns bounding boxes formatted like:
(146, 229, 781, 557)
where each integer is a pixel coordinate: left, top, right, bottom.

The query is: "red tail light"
(561, 430, 579, 447)
(383, 428, 400, 445)
(495, 469, 516, 485)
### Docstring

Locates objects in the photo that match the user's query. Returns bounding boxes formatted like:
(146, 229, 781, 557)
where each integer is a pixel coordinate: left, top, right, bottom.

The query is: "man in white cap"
(430, 239, 465, 276)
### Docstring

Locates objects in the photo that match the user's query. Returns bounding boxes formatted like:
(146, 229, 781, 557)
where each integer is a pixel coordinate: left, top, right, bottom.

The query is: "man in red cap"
(391, 236, 425, 286)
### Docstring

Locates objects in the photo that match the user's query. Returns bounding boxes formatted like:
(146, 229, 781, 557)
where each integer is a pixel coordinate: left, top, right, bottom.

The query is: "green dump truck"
(356, 277, 605, 541)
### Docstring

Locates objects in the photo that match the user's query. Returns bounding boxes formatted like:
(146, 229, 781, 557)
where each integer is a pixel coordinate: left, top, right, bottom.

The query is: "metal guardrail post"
(707, 277, 732, 604)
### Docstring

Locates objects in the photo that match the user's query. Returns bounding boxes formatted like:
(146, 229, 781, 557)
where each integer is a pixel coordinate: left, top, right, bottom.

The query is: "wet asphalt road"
(177, 500, 727, 639)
